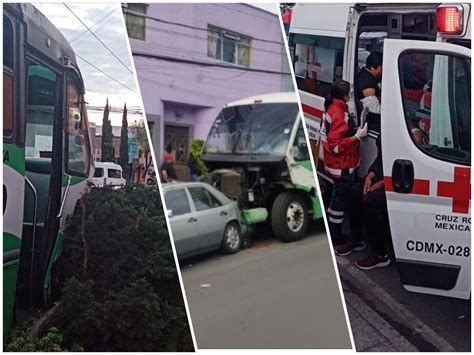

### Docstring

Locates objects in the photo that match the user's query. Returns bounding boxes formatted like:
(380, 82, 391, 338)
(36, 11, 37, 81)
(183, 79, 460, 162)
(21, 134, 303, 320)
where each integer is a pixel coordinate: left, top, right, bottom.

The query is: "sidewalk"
(337, 257, 456, 352)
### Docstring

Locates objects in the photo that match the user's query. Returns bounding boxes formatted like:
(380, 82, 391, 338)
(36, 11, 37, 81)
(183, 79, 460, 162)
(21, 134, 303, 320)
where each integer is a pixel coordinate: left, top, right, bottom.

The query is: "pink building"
(124, 3, 291, 167)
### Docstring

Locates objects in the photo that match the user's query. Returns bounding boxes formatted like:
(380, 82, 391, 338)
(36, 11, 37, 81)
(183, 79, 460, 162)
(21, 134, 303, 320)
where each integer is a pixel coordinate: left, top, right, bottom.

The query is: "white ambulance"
(289, 3, 471, 299)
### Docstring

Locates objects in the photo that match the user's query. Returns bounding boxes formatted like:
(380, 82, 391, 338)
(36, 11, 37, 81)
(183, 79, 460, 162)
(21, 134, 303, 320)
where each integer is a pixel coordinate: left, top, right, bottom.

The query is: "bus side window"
(66, 78, 90, 176)
(3, 15, 14, 138)
(399, 51, 471, 165)
(25, 61, 57, 159)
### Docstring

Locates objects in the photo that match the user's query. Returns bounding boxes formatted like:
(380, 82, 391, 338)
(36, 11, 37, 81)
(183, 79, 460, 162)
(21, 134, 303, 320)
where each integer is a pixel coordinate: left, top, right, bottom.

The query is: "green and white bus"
(3, 3, 93, 334)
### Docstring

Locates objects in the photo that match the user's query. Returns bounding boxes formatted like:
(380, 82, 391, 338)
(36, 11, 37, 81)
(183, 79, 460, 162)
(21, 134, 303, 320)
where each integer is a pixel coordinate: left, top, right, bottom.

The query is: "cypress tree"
(119, 103, 129, 179)
(101, 99, 115, 162)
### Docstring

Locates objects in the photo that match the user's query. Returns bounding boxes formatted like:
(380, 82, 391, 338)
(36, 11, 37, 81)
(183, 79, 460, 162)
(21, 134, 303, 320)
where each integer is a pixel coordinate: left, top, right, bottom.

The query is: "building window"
(207, 25, 251, 67)
(125, 3, 147, 41)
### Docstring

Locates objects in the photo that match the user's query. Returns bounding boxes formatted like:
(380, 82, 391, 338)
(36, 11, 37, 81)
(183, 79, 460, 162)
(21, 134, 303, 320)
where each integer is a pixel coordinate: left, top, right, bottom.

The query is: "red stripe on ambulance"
(301, 104, 323, 119)
(385, 167, 471, 214)
(384, 176, 430, 195)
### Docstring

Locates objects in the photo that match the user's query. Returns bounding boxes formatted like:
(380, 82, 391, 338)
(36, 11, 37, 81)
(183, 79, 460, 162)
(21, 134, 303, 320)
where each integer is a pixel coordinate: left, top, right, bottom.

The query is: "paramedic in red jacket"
(321, 80, 367, 245)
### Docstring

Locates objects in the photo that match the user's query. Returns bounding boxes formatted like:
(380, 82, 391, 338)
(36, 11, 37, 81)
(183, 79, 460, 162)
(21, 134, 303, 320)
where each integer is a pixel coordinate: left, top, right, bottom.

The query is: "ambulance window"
(357, 32, 386, 71)
(291, 34, 344, 96)
(399, 51, 470, 165)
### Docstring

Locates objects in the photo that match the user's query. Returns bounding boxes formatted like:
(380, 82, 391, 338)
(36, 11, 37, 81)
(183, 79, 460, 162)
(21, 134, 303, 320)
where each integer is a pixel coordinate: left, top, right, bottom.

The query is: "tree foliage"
(119, 103, 129, 178)
(54, 185, 193, 351)
(100, 99, 115, 162)
(5, 316, 83, 352)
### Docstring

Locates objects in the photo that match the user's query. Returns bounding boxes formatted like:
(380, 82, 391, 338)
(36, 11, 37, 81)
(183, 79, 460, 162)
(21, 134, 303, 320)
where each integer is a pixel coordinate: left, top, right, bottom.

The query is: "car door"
(381, 39, 470, 299)
(164, 188, 198, 257)
(187, 186, 228, 249)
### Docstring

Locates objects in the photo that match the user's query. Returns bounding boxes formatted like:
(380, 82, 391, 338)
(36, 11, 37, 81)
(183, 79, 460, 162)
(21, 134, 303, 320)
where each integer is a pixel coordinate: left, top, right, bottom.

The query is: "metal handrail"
(24, 176, 38, 305)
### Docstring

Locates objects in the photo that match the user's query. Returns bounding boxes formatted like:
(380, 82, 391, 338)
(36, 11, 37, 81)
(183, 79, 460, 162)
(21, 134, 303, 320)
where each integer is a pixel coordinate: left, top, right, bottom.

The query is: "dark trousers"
(348, 182, 390, 255)
(327, 170, 353, 244)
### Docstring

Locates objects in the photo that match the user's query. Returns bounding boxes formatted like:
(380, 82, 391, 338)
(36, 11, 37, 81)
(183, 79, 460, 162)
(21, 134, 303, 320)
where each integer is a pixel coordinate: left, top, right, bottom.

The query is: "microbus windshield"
(203, 103, 299, 156)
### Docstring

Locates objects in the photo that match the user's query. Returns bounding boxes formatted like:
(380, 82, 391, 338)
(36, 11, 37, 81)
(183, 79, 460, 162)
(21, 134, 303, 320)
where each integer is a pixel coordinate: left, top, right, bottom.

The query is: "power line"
(63, 3, 133, 75)
(127, 23, 286, 57)
(123, 8, 285, 46)
(65, 4, 112, 40)
(76, 53, 137, 93)
(69, 5, 119, 44)
(133, 51, 291, 76)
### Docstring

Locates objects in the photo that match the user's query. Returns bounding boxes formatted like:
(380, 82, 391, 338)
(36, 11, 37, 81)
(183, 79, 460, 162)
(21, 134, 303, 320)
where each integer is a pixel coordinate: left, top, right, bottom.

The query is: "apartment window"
(208, 25, 251, 67)
(125, 3, 147, 41)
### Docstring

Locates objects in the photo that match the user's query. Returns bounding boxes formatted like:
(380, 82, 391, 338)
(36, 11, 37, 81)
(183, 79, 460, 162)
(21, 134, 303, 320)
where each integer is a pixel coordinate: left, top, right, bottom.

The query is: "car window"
(188, 187, 221, 211)
(165, 189, 191, 216)
(93, 167, 104, 177)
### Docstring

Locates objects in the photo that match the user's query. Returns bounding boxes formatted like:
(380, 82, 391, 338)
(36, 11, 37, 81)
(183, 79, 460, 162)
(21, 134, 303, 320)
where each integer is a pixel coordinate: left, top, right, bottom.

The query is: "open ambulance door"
(381, 39, 471, 299)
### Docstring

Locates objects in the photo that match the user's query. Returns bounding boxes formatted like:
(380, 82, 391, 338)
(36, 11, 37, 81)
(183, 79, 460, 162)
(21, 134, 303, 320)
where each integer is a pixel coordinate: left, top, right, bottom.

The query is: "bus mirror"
(290, 146, 300, 159)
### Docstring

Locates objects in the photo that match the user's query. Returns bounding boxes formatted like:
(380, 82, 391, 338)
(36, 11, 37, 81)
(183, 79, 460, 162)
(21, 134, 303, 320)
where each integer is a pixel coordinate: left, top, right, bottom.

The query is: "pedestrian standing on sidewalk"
(321, 80, 368, 246)
(336, 136, 392, 269)
(188, 151, 201, 182)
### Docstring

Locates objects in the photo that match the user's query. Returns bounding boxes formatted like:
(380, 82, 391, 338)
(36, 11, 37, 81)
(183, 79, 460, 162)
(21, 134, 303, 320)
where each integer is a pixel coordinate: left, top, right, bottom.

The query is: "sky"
(251, 3, 279, 14)
(34, 3, 280, 126)
(35, 3, 142, 126)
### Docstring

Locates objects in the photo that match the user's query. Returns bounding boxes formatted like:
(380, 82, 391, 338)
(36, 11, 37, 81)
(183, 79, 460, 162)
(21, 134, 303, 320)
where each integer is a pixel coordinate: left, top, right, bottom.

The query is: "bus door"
(3, 12, 24, 333)
(17, 59, 64, 306)
(381, 39, 471, 299)
(40, 72, 91, 301)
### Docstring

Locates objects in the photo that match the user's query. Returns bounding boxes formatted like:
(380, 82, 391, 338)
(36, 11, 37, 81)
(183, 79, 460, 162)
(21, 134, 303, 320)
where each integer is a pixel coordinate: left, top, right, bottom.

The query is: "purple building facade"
(125, 3, 291, 167)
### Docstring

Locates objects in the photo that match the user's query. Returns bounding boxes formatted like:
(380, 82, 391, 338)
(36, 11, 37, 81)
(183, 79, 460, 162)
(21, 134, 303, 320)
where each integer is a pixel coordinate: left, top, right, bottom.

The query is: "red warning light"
(436, 6, 463, 35)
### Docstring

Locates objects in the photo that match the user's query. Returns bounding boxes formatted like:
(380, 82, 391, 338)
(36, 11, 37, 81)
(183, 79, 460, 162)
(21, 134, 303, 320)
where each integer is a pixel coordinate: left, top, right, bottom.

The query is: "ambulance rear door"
(381, 39, 471, 299)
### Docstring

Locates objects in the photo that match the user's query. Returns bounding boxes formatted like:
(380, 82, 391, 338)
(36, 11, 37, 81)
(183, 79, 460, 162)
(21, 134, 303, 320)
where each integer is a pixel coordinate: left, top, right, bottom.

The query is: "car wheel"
(221, 222, 241, 254)
(271, 191, 308, 242)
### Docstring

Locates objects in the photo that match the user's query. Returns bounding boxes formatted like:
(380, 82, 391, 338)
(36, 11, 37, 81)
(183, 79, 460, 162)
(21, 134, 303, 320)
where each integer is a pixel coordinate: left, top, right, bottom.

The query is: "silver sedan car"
(162, 182, 242, 259)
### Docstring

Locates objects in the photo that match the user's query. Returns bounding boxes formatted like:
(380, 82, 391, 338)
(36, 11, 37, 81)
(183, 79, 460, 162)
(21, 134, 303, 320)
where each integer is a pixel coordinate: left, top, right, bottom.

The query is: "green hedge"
(54, 185, 193, 351)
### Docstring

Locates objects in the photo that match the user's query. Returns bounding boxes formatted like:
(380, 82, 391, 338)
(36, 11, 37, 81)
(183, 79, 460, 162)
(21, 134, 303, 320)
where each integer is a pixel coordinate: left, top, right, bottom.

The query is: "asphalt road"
(180, 222, 352, 349)
(337, 245, 471, 351)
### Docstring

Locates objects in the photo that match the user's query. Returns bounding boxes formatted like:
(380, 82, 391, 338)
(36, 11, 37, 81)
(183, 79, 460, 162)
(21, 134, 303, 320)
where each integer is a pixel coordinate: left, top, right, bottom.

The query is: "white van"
(92, 162, 126, 187)
(289, 3, 471, 299)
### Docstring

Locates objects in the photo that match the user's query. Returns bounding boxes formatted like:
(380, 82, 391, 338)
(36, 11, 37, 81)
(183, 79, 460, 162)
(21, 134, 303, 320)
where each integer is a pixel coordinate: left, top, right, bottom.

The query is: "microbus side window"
(290, 34, 344, 97)
(292, 122, 310, 162)
(66, 77, 91, 176)
(399, 51, 471, 165)
(3, 15, 14, 139)
(25, 60, 58, 159)
(108, 168, 122, 179)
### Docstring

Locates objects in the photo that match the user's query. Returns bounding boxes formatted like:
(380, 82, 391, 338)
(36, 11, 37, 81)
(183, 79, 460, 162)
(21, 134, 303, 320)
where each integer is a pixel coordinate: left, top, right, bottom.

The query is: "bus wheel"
(271, 191, 308, 242)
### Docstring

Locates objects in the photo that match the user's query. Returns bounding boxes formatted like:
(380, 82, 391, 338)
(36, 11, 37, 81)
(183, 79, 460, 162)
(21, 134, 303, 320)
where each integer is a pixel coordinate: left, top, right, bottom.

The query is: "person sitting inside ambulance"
(321, 80, 368, 246)
(335, 136, 392, 270)
(355, 51, 383, 132)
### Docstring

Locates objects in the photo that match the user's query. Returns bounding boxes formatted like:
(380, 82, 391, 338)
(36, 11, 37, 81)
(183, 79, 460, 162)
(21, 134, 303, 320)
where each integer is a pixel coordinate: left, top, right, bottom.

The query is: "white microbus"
(289, 3, 471, 299)
(92, 162, 126, 187)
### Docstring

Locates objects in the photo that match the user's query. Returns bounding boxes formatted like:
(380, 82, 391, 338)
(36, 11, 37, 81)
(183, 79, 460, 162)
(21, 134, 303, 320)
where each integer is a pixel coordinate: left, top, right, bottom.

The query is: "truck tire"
(271, 191, 309, 242)
(220, 222, 241, 254)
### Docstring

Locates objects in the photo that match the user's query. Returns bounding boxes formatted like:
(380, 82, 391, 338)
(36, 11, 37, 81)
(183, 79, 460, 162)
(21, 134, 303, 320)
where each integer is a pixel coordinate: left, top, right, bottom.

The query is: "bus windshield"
(203, 103, 299, 156)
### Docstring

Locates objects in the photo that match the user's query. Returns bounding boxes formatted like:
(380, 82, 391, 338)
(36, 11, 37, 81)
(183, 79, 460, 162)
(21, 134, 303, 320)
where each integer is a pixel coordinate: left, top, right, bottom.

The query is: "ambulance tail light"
(436, 5, 464, 35)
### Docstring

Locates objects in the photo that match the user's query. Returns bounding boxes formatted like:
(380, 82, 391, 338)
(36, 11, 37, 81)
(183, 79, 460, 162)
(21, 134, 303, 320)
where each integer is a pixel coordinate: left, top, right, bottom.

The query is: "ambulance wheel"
(271, 191, 308, 242)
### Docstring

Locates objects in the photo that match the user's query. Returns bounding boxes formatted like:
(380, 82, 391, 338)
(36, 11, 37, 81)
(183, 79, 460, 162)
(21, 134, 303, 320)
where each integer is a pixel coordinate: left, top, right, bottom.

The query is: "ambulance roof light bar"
(436, 4, 464, 35)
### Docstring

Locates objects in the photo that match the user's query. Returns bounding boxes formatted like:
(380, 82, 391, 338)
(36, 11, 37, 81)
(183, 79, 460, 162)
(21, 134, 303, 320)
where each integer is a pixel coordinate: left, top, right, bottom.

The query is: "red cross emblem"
(437, 167, 471, 214)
